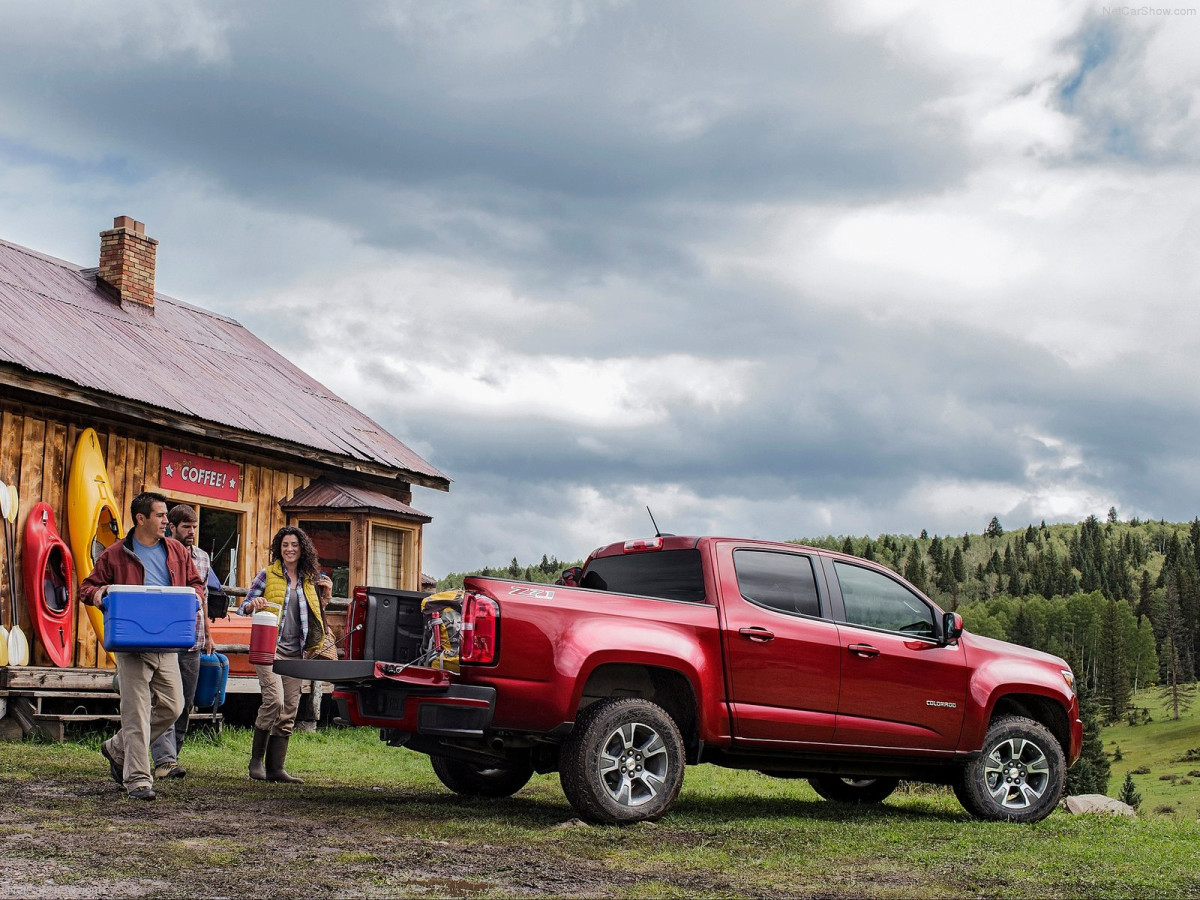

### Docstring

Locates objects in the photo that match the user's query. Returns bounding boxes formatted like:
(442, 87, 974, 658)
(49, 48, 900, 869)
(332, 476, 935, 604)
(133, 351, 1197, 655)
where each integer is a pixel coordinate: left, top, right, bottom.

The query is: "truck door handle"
(738, 627, 775, 643)
(848, 643, 880, 658)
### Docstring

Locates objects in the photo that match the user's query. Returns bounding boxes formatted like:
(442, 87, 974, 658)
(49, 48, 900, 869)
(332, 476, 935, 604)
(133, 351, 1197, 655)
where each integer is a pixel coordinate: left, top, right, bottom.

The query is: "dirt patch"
(0, 771, 782, 898)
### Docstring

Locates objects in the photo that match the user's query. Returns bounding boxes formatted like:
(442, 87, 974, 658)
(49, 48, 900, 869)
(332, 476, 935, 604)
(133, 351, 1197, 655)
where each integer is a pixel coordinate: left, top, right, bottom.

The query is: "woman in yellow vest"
(239, 526, 332, 783)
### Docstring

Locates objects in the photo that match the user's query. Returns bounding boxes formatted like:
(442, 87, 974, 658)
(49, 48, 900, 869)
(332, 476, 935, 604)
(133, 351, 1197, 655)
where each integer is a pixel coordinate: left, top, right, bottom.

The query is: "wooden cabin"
(0, 217, 449, 731)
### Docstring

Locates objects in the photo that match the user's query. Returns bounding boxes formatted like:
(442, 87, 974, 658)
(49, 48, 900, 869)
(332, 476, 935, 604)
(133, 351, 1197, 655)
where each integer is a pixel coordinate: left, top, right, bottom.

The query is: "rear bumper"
(335, 681, 496, 738)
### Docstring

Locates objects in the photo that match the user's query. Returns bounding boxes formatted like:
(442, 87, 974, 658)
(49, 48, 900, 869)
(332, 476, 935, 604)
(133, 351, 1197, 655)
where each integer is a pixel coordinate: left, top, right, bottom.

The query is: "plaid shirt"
(189, 545, 211, 652)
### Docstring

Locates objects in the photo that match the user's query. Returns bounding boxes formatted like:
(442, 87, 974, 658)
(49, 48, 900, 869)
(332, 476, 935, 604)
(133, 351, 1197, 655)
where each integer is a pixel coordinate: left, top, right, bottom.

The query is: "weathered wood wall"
(0, 401, 312, 669)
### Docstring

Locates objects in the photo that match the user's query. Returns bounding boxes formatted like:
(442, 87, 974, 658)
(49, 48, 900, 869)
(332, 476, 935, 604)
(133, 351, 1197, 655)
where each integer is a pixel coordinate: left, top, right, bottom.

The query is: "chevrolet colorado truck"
(279, 536, 1082, 824)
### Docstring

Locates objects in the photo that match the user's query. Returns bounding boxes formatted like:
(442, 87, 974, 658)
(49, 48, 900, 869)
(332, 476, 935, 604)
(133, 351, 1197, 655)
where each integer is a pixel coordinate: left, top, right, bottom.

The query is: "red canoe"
(22, 502, 75, 668)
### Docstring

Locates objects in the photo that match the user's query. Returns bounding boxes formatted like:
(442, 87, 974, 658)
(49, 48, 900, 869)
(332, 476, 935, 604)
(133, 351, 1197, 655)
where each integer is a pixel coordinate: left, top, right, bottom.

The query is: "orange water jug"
(248, 610, 279, 665)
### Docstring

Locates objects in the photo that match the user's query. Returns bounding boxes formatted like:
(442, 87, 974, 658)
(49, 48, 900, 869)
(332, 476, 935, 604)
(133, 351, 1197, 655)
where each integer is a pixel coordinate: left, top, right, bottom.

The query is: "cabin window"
(368, 524, 408, 590)
(165, 501, 242, 586)
(299, 519, 352, 597)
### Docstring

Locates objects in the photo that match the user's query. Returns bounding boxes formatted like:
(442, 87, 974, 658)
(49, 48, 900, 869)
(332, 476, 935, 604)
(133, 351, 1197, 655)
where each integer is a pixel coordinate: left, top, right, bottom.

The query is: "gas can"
(248, 610, 279, 665)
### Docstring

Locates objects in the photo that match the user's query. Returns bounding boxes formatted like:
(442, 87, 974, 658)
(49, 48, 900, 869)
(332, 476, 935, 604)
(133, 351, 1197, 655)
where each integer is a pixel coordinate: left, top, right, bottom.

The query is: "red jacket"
(80, 531, 205, 607)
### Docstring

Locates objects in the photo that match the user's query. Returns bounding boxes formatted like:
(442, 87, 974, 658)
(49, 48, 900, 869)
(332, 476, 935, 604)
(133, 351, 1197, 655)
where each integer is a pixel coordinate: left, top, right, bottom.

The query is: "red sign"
(160, 449, 241, 502)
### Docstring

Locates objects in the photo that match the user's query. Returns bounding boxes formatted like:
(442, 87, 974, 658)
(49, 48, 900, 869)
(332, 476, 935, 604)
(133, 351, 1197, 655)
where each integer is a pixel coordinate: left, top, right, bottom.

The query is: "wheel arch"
(576, 663, 701, 761)
(988, 693, 1072, 761)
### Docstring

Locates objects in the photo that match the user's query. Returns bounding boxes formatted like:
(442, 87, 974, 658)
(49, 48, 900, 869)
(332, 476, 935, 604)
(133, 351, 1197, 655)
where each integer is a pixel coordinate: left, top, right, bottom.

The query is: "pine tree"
(903, 544, 928, 593)
(1118, 772, 1141, 810)
(1096, 598, 1131, 722)
(1010, 604, 1038, 648)
(985, 516, 1004, 538)
(1066, 661, 1110, 795)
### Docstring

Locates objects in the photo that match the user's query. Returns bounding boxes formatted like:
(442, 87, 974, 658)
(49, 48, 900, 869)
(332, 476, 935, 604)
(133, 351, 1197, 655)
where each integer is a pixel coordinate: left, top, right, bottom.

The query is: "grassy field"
(1, 723, 1198, 898)
(1103, 687, 1200, 819)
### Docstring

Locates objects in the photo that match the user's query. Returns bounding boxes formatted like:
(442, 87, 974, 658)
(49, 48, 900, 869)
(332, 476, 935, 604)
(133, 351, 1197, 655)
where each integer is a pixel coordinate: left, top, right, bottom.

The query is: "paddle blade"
(8, 484, 17, 523)
(0, 625, 8, 666)
(9, 625, 28, 667)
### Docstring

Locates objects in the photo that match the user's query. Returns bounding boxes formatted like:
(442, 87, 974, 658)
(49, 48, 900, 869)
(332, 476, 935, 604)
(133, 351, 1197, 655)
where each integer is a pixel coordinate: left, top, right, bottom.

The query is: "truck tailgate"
(273, 658, 452, 690)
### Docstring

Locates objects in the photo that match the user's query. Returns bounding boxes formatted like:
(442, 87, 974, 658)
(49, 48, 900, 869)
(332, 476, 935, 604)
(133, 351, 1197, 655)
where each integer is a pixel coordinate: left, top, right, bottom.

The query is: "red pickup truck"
(280, 535, 1082, 824)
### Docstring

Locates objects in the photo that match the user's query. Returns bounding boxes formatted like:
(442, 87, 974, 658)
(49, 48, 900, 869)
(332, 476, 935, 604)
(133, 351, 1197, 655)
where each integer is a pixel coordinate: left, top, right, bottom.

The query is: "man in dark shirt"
(80, 491, 204, 801)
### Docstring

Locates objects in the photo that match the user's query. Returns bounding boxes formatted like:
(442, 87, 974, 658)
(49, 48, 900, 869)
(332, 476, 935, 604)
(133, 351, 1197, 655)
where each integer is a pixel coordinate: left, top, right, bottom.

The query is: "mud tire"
(429, 755, 533, 798)
(559, 698, 685, 825)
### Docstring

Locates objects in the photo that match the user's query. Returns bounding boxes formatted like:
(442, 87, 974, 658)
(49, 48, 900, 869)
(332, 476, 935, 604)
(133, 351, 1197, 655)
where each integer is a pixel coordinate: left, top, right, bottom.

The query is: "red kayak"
(22, 502, 75, 667)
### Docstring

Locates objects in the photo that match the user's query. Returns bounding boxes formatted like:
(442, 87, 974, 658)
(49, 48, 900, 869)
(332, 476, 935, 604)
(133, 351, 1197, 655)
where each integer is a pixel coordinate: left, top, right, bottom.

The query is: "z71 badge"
(509, 586, 556, 600)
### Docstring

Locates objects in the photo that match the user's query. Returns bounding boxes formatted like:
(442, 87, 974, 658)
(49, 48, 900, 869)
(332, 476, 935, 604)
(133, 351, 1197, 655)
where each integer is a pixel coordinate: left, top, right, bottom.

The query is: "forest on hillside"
(797, 512, 1196, 724)
(437, 512, 1197, 726)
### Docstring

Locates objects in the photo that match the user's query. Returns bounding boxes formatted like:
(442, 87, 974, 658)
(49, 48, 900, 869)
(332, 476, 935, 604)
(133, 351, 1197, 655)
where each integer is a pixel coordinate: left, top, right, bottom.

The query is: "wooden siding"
(0, 400, 327, 670)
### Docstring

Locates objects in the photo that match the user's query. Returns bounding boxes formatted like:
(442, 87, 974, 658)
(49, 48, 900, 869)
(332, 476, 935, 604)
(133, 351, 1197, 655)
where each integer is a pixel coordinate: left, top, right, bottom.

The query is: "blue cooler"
(194, 652, 229, 709)
(101, 585, 199, 652)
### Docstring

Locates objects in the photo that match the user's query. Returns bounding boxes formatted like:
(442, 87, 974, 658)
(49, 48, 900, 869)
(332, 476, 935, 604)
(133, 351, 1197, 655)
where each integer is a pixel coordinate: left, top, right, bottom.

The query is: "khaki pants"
(254, 658, 303, 736)
(105, 651, 185, 791)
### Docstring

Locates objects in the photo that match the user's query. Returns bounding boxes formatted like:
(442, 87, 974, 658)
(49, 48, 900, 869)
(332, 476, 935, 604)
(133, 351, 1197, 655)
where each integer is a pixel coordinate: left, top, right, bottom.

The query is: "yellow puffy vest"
(263, 561, 324, 652)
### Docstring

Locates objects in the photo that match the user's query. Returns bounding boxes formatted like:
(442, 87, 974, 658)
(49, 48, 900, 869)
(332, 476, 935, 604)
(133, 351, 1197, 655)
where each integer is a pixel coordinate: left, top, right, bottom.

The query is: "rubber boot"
(265, 734, 304, 784)
(249, 727, 270, 781)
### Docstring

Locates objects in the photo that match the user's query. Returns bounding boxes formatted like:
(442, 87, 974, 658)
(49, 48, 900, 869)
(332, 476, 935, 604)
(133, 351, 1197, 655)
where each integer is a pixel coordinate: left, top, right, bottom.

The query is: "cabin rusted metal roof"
(0, 236, 449, 489)
(280, 478, 431, 522)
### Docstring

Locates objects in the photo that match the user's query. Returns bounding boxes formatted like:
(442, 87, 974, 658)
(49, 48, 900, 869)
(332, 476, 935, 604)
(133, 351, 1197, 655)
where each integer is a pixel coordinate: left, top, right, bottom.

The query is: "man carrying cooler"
(80, 491, 205, 801)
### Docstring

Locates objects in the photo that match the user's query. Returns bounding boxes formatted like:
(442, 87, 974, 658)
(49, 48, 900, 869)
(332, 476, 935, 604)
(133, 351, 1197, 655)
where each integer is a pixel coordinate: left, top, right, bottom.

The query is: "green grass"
(1103, 686, 1200, 818)
(1, 724, 1198, 897)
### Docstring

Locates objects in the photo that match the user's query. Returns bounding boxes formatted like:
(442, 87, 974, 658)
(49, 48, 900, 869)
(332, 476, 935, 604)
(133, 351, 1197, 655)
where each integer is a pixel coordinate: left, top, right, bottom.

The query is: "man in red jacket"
(80, 491, 205, 801)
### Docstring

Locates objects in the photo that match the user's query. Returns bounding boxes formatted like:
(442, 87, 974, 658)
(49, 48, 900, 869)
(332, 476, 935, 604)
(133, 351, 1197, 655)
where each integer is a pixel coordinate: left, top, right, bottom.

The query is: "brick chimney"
(97, 216, 158, 309)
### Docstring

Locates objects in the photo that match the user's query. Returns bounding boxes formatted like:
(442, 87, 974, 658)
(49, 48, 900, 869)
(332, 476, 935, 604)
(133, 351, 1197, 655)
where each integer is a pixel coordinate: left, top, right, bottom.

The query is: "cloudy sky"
(3, 1, 1200, 576)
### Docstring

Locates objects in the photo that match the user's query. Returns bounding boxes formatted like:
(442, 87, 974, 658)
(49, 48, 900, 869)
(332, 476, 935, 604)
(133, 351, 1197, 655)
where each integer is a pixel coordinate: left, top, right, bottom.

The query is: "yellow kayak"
(68, 428, 122, 658)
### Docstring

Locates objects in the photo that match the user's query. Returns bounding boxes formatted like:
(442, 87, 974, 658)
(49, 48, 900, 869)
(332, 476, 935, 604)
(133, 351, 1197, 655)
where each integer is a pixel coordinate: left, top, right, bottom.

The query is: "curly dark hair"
(268, 525, 322, 583)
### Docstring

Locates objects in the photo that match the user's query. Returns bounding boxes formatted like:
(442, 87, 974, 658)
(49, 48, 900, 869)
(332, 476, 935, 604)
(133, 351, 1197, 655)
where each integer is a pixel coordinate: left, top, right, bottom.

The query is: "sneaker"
(126, 787, 156, 801)
(154, 764, 187, 779)
(100, 742, 123, 785)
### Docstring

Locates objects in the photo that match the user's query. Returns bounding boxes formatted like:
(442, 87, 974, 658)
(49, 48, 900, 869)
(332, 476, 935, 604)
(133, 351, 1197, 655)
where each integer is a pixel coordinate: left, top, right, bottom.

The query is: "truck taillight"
(623, 536, 663, 553)
(460, 591, 498, 664)
(346, 586, 368, 660)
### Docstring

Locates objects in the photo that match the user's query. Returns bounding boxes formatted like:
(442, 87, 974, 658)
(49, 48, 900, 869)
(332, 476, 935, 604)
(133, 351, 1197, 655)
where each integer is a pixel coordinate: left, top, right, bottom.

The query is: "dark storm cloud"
(0, 0, 966, 276)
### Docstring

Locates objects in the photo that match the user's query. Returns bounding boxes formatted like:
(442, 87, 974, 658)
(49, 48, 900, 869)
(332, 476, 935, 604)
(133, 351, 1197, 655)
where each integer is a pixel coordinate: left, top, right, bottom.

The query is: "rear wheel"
(429, 755, 533, 798)
(808, 775, 900, 804)
(953, 715, 1065, 823)
(559, 698, 685, 825)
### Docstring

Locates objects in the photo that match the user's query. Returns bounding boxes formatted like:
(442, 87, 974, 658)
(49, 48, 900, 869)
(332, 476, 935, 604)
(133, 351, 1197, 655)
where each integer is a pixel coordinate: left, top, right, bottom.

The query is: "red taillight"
(345, 586, 368, 660)
(460, 590, 498, 664)
(623, 536, 663, 553)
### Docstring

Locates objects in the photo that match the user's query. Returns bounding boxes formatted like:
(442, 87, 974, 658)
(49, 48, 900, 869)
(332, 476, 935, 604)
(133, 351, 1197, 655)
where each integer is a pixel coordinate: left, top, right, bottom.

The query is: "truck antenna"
(647, 506, 662, 537)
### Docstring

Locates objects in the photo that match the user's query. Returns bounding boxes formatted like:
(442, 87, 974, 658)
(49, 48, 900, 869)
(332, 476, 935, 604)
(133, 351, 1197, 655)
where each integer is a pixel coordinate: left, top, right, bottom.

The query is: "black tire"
(953, 715, 1065, 823)
(559, 698, 685, 825)
(808, 775, 900, 804)
(429, 754, 534, 798)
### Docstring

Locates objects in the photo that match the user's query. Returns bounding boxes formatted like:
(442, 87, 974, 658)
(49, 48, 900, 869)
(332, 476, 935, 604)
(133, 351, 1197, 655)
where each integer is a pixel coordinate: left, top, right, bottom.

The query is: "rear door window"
(733, 550, 822, 617)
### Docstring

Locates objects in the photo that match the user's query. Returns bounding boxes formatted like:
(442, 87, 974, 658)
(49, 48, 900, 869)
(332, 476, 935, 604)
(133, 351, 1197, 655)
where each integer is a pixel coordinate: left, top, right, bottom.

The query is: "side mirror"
(942, 612, 963, 644)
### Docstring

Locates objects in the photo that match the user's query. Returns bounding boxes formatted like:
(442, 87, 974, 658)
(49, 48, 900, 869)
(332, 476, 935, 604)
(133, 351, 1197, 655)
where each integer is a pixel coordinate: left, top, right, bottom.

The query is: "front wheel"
(808, 775, 900, 804)
(954, 715, 1065, 823)
(430, 755, 534, 798)
(559, 698, 685, 825)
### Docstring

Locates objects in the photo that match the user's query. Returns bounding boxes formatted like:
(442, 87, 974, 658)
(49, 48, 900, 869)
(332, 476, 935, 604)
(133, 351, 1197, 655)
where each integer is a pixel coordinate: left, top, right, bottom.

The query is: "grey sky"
(3, 1, 1199, 575)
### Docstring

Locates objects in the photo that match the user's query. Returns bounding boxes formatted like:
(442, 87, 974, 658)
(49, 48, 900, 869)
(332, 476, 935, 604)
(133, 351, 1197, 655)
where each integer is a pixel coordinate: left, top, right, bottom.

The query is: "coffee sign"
(160, 449, 241, 502)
